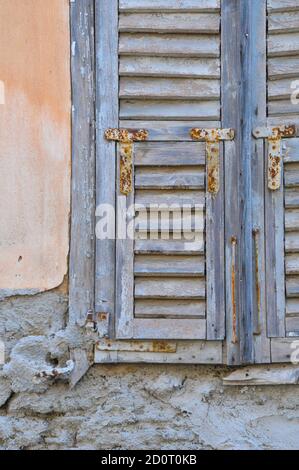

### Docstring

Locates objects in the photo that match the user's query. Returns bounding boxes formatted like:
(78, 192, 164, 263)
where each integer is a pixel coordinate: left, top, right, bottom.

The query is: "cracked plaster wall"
(0, 289, 299, 450)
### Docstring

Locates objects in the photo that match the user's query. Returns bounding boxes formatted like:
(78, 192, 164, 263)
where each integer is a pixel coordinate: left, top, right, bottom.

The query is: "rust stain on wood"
(96, 339, 177, 353)
(105, 128, 148, 143)
(268, 138, 282, 190)
(119, 142, 133, 195)
(190, 127, 234, 195)
(206, 140, 220, 195)
(105, 128, 148, 195)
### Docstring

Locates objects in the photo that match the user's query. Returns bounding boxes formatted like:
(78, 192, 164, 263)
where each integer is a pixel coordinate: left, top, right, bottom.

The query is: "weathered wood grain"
(271, 338, 298, 363)
(268, 78, 296, 100)
(283, 139, 299, 163)
(286, 276, 299, 297)
(120, 77, 220, 100)
(120, 120, 221, 140)
(268, 32, 299, 56)
(119, 0, 221, 13)
(69, 0, 95, 326)
(120, 99, 220, 120)
(285, 209, 299, 231)
(286, 316, 299, 334)
(95, 340, 222, 364)
(286, 298, 299, 315)
(119, 33, 220, 57)
(135, 277, 205, 299)
(286, 190, 299, 208)
(268, 56, 299, 79)
(134, 255, 205, 277)
(135, 211, 204, 233)
(119, 13, 220, 34)
(285, 166, 299, 188)
(206, 142, 225, 340)
(134, 142, 206, 166)
(120, 57, 220, 78)
(132, 318, 206, 339)
(268, 11, 299, 34)
(265, 140, 286, 337)
(135, 239, 204, 255)
(286, 232, 299, 252)
(135, 299, 206, 318)
(251, 0, 270, 363)
(223, 364, 299, 385)
(268, 0, 299, 13)
(95, 0, 118, 335)
(286, 254, 299, 274)
(135, 166, 205, 189)
(268, 100, 299, 116)
(115, 147, 135, 339)
(222, 0, 261, 363)
(135, 189, 205, 207)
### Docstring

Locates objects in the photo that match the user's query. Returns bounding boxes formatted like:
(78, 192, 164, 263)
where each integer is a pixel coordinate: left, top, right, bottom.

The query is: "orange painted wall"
(0, 0, 71, 291)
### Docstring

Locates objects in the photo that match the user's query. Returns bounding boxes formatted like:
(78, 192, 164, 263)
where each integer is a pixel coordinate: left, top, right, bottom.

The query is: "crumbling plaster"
(0, 289, 299, 450)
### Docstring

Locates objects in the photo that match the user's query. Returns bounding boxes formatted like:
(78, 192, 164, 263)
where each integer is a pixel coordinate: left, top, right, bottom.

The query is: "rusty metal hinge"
(85, 310, 110, 338)
(253, 125, 296, 190)
(190, 128, 235, 195)
(105, 128, 148, 195)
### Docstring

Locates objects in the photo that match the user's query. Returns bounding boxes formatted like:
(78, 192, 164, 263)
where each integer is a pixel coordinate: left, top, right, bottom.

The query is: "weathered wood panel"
(268, 11, 299, 33)
(135, 239, 204, 255)
(268, 100, 299, 116)
(268, 56, 299, 79)
(134, 299, 206, 318)
(69, 0, 95, 325)
(119, 33, 220, 57)
(134, 255, 205, 277)
(120, 120, 221, 140)
(119, 0, 221, 13)
(95, 340, 222, 364)
(268, 0, 299, 12)
(120, 57, 220, 78)
(268, 78, 298, 100)
(120, 99, 220, 120)
(135, 189, 205, 207)
(95, 0, 118, 332)
(206, 142, 225, 340)
(132, 318, 206, 339)
(119, 13, 220, 34)
(135, 167, 205, 189)
(135, 277, 205, 299)
(119, 1, 220, 122)
(268, 33, 299, 56)
(271, 338, 297, 363)
(120, 77, 220, 100)
(134, 142, 206, 166)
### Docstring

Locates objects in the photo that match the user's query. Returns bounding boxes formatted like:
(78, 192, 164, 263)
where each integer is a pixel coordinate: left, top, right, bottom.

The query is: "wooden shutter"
(95, 0, 226, 345)
(263, 1, 299, 348)
(115, 135, 225, 340)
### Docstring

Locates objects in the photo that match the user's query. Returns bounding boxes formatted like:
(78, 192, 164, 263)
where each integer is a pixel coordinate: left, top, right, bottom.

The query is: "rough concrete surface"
(0, 290, 299, 450)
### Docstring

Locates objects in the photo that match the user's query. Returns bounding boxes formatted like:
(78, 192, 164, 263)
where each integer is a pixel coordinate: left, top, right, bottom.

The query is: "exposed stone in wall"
(1, 290, 299, 450)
